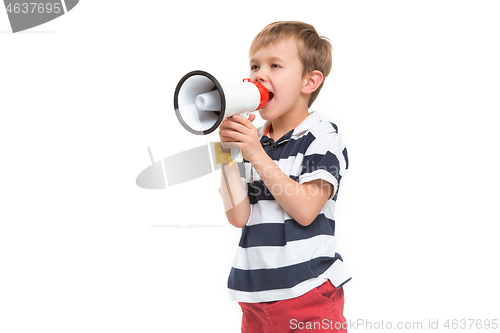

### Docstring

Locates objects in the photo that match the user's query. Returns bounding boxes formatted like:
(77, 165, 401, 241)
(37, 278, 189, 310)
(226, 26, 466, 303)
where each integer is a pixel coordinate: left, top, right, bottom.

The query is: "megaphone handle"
(231, 149, 243, 163)
(214, 142, 243, 165)
(214, 142, 235, 165)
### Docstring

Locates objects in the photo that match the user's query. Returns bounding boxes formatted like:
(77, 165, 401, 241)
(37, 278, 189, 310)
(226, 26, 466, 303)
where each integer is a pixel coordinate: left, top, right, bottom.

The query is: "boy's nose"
(254, 70, 268, 83)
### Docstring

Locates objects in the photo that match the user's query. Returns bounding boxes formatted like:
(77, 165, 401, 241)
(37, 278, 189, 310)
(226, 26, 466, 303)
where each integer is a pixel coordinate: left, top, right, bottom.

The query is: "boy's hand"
(218, 113, 264, 163)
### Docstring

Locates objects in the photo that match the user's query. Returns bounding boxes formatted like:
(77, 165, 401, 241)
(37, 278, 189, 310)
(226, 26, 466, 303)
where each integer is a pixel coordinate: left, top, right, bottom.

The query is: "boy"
(219, 21, 350, 333)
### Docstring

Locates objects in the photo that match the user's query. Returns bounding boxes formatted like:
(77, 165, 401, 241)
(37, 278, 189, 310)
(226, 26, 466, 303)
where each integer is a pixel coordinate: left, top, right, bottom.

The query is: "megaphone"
(174, 70, 269, 137)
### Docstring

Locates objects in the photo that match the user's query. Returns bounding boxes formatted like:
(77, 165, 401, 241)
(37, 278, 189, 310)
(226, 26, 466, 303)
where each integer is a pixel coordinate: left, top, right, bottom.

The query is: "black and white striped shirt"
(228, 111, 351, 303)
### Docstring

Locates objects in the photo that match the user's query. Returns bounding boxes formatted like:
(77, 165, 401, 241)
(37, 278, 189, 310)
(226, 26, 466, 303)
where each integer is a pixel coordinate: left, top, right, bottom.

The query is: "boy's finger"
(221, 130, 244, 142)
(231, 114, 253, 129)
(219, 119, 240, 131)
(224, 118, 248, 133)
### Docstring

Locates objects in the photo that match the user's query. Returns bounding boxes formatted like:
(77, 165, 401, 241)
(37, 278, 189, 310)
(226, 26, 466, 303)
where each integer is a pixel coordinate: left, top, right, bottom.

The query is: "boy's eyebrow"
(250, 56, 287, 64)
(269, 56, 287, 63)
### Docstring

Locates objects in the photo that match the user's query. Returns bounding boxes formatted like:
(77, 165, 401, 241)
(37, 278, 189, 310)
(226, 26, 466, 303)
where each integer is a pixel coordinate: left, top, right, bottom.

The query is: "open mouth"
(262, 92, 274, 109)
(260, 90, 274, 109)
(266, 92, 274, 106)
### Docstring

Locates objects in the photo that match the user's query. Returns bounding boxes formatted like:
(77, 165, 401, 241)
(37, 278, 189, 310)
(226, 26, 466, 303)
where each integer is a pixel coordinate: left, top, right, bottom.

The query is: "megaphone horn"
(173, 70, 269, 135)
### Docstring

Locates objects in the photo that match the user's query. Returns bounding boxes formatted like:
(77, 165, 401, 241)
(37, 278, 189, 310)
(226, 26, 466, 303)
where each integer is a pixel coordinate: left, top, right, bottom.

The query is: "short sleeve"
(298, 131, 348, 199)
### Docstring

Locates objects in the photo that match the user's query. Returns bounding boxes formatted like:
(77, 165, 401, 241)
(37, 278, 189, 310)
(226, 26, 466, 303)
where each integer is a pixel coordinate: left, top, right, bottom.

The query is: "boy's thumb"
(248, 113, 256, 122)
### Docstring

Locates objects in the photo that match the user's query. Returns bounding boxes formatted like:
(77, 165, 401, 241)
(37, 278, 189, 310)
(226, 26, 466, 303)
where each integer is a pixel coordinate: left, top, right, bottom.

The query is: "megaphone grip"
(214, 142, 235, 165)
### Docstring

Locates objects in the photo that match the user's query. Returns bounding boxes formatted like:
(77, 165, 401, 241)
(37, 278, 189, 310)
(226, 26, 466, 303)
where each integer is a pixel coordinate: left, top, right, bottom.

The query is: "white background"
(1, 1, 499, 332)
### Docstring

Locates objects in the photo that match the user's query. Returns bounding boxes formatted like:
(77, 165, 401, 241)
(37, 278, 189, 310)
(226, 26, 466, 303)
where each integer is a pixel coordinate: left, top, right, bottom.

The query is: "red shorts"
(239, 280, 347, 333)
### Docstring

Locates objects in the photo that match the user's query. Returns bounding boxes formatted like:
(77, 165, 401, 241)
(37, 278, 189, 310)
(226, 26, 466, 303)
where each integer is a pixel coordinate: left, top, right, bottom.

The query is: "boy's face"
(249, 38, 307, 121)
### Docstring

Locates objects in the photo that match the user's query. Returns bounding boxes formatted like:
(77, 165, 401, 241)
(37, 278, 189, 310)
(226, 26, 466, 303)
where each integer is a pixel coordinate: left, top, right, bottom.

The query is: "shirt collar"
(258, 111, 321, 138)
(291, 111, 321, 138)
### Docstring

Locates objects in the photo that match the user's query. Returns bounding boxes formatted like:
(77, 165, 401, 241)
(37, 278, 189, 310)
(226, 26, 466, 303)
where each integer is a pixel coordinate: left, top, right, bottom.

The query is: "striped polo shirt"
(227, 111, 351, 303)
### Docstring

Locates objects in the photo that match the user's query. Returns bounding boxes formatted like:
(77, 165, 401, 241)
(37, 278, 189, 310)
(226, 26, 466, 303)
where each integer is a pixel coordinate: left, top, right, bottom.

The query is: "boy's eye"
(271, 64, 280, 69)
(251, 65, 259, 71)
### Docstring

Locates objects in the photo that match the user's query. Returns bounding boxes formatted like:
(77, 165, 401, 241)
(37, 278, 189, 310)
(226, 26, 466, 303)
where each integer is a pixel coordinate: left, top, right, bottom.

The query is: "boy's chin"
(258, 101, 274, 119)
(258, 108, 273, 121)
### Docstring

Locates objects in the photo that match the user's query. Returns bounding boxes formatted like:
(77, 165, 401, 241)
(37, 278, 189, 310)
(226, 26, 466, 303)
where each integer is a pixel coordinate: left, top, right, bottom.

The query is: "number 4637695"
(6, 3, 62, 14)
(444, 319, 498, 330)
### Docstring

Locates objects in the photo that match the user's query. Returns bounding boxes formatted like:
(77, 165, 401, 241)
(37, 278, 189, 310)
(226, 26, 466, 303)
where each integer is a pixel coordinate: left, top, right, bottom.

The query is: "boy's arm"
(248, 153, 332, 226)
(220, 114, 332, 227)
(220, 161, 250, 228)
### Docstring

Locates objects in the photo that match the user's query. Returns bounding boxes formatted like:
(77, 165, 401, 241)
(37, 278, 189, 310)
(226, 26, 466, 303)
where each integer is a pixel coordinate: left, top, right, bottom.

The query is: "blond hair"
(249, 21, 332, 107)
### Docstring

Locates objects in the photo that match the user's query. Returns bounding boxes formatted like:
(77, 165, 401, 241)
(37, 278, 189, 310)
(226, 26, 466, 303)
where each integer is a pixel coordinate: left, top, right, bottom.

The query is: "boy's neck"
(268, 107, 310, 141)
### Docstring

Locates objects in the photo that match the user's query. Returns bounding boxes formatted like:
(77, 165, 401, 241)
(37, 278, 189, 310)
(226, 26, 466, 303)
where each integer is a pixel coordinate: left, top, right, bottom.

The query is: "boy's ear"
(301, 70, 324, 95)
